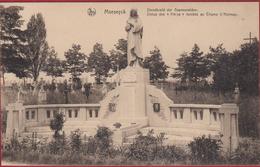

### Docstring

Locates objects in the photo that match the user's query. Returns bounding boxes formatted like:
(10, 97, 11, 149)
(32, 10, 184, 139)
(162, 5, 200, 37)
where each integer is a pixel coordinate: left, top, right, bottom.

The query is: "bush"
(126, 130, 160, 161)
(126, 130, 164, 161)
(19, 135, 48, 152)
(125, 130, 186, 164)
(94, 126, 113, 157)
(8, 127, 260, 165)
(229, 138, 260, 164)
(69, 129, 82, 153)
(188, 135, 222, 164)
(157, 145, 187, 163)
(50, 112, 65, 139)
(48, 134, 68, 155)
(83, 136, 97, 155)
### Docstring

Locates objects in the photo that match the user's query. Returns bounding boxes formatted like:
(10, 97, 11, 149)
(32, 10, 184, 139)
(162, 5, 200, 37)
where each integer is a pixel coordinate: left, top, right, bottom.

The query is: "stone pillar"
(203, 108, 211, 125)
(219, 113, 224, 132)
(5, 102, 25, 138)
(38, 108, 45, 125)
(219, 103, 239, 153)
(79, 107, 86, 121)
(116, 67, 149, 125)
(183, 108, 191, 123)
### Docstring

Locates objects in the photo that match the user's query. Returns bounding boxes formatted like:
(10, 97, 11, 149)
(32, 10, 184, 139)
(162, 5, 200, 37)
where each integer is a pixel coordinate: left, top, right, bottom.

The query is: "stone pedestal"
(99, 66, 149, 127)
(219, 103, 239, 152)
(5, 102, 25, 139)
(117, 66, 149, 124)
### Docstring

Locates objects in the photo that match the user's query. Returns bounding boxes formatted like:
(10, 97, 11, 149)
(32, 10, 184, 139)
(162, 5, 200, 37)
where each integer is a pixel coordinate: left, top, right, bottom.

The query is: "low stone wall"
(169, 104, 221, 130)
(5, 103, 100, 138)
(5, 102, 239, 152)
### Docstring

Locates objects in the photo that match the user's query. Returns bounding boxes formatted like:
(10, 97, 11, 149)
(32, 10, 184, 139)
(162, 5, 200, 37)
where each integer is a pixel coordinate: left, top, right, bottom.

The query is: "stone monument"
(4, 9, 239, 153)
(99, 9, 173, 133)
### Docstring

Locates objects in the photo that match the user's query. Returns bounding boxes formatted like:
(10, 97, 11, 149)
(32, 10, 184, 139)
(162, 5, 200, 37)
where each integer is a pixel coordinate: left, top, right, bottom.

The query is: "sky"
(1, 2, 259, 82)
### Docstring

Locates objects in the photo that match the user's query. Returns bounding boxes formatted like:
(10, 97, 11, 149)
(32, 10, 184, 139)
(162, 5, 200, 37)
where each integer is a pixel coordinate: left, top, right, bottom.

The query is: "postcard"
(0, 1, 259, 165)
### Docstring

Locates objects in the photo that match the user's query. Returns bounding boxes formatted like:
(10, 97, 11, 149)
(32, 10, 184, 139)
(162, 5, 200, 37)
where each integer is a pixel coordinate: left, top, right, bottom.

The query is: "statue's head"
(130, 9, 138, 18)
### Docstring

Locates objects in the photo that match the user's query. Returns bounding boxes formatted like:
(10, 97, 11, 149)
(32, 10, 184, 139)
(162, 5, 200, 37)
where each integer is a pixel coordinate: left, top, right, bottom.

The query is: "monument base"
(99, 66, 150, 128)
(98, 66, 176, 145)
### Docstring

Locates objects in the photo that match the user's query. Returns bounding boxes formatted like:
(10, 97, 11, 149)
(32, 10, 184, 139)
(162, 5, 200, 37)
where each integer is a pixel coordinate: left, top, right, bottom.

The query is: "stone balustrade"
(24, 103, 100, 126)
(5, 103, 100, 138)
(169, 103, 239, 151)
(169, 104, 221, 130)
(5, 102, 239, 152)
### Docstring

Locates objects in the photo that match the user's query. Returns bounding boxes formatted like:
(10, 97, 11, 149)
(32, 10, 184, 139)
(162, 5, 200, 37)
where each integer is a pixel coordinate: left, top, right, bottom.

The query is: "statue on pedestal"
(63, 80, 69, 104)
(102, 79, 108, 98)
(32, 81, 38, 95)
(17, 85, 25, 103)
(125, 9, 143, 67)
(38, 85, 47, 104)
(234, 83, 240, 104)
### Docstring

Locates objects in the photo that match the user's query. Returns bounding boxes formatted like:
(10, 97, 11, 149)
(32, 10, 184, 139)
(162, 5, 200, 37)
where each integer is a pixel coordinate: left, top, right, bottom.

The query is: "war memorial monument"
(5, 9, 239, 153)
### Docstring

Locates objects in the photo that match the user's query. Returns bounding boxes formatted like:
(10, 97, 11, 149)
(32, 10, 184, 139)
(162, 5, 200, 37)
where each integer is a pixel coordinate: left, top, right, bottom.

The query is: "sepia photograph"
(0, 1, 259, 165)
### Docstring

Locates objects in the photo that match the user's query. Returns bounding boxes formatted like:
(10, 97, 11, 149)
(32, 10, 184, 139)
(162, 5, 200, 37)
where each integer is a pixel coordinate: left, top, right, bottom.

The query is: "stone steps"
(26, 125, 98, 132)
(23, 122, 100, 138)
(139, 127, 220, 138)
(124, 134, 193, 146)
(123, 126, 220, 146)
(22, 129, 96, 138)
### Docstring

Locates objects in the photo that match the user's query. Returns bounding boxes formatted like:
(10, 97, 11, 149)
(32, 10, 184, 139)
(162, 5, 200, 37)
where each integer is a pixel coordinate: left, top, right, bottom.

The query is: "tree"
(212, 54, 236, 93)
(0, 6, 30, 81)
(234, 40, 258, 95)
(42, 47, 64, 78)
(172, 44, 210, 83)
(205, 44, 228, 71)
(172, 52, 189, 82)
(206, 44, 236, 93)
(50, 112, 65, 139)
(207, 40, 259, 95)
(143, 47, 169, 81)
(109, 38, 128, 72)
(88, 43, 111, 83)
(49, 112, 67, 154)
(24, 13, 49, 82)
(64, 44, 87, 79)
